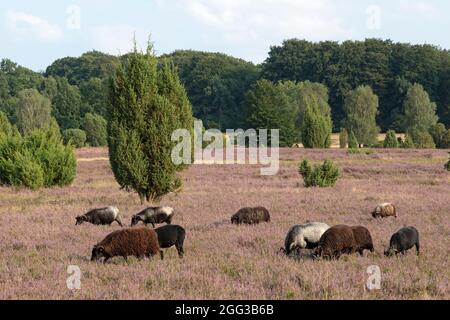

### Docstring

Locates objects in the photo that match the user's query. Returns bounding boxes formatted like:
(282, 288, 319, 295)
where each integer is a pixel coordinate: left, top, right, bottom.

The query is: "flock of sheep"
(76, 206, 183, 262)
(76, 202, 420, 263)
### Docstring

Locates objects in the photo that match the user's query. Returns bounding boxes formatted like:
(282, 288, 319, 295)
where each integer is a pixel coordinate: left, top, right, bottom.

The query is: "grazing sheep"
(130, 206, 174, 228)
(385, 227, 420, 256)
(76, 206, 123, 226)
(154, 225, 186, 259)
(313, 225, 357, 259)
(91, 227, 160, 263)
(281, 222, 330, 255)
(350, 226, 374, 255)
(231, 207, 270, 225)
(372, 203, 397, 218)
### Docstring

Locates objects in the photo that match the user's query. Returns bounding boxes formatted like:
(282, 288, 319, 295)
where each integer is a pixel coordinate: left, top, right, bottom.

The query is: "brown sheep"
(372, 203, 397, 218)
(91, 227, 160, 263)
(350, 226, 374, 255)
(231, 207, 270, 225)
(313, 225, 356, 259)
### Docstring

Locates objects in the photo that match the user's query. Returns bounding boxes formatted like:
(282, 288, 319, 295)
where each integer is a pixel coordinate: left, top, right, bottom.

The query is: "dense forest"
(262, 39, 450, 131)
(1, 39, 450, 147)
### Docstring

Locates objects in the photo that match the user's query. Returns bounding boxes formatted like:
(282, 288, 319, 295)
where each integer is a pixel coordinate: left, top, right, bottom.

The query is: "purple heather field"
(0, 147, 449, 299)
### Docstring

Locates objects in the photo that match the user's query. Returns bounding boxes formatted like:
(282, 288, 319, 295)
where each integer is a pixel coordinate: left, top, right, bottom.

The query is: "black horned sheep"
(313, 225, 357, 260)
(76, 206, 123, 226)
(385, 227, 420, 256)
(154, 225, 186, 259)
(231, 207, 270, 225)
(372, 203, 397, 219)
(350, 226, 374, 255)
(281, 222, 330, 255)
(130, 206, 174, 228)
(91, 227, 160, 263)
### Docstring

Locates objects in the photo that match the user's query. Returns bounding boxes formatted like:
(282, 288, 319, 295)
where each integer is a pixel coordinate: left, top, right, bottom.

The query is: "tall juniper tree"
(108, 42, 194, 203)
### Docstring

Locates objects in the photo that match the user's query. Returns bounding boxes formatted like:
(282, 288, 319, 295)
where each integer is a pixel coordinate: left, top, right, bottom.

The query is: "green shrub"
(26, 127, 77, 187)
(383, 130, 398, 148)
(0, 116, 76, 189)
(347, 148, 374, 155)
(63, 129, 86, 148)
(83, 113, 107, 147)
(0, 112, 19, 140)
(348, 130, 358, 149)
(0, 135, 44, 189)
(298, 159, 340, 188)
(339, 128, 348, 149)
(430, 124, 450, 149)
(410, 130, 435, 149)
(402, 134, 415, 149)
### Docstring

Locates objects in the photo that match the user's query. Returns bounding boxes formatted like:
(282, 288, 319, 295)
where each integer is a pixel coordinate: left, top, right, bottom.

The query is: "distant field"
(292, 133, 406, 149)
(0, 147, 449, 299)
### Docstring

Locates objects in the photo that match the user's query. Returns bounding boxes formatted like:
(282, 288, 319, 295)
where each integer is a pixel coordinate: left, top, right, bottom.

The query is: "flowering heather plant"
(0, 147, 449, 299)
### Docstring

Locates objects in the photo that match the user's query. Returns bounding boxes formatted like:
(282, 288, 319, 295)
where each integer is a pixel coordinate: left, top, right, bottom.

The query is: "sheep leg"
(176, 244, 184, 258)
(115, 218, 123, 227)
(159, 250, 164, 260)
(415, 243, 420, 256)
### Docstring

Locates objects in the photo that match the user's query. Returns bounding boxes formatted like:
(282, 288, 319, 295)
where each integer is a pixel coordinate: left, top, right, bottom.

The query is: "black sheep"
(154, 225, 185, 259)
(385, 227, 420, 256)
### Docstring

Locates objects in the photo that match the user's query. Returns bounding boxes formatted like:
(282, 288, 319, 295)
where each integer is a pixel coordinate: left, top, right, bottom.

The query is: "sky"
(1, 0, 449, 72)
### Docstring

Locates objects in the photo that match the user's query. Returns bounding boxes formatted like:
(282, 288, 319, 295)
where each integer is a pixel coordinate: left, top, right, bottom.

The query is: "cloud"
(180, 0, 352, 44)
(396, 0, 440, 20)
(91, 25, 148, 55)
(5, 11, 63, 42)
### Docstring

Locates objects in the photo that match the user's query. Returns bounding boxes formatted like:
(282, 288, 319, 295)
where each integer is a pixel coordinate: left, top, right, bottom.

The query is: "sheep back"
(131, 206, 174, 226)
(92, 227, 160, 261)
(350, 226, 374, 254)
(231, 207, 270, 225)
(284, 222, 330, 254)
(385, 227, 420, 256)
(372, 203, 397, 218)
(315, 225, 357, 259)
(154, 225, 186, 258)
(77, 206, 122, 226)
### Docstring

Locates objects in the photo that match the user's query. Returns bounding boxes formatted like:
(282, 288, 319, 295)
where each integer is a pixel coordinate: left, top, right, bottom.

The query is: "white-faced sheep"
(281, 222, 330, 255)
(76, 206, 123, 226)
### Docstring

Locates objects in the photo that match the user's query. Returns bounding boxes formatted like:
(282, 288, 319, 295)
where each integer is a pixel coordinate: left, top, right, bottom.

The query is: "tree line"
(1, 39, 450, 149)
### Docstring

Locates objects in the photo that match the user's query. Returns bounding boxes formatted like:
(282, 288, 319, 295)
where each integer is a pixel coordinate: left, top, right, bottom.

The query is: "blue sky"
(1, 0, 449, 71)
